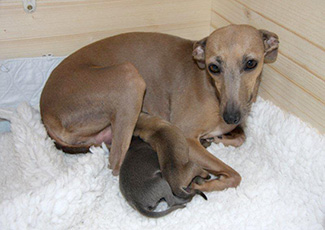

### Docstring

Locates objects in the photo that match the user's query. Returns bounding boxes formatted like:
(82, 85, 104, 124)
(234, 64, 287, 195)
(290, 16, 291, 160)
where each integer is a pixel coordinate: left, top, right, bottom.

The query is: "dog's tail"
(134, 202, 186, 218)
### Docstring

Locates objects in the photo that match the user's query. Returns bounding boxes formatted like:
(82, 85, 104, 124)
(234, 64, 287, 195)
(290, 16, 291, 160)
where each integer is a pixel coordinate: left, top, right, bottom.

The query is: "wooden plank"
(234, 0, 325, 50)
(1, 22, 210, 58)
(269, 55, 325, 104)
(259, 66, 325, 134)
(0, 0, 211, 59)
(1, 0, 211, 40)
(210, 12, 229, 33)
(211, 0, 325, 82)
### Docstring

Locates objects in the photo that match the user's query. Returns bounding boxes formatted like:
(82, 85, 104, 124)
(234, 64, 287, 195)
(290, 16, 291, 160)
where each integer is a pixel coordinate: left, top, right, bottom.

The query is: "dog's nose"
(223, 111, 241, 125)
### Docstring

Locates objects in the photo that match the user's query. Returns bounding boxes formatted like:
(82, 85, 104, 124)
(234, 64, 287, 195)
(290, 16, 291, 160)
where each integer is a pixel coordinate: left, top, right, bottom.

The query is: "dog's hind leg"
(41, 62, 146, 175)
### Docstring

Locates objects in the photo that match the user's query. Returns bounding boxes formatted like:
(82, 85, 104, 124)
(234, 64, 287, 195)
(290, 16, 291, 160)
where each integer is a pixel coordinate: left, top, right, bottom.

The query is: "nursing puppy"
(119, 137, 207, 218)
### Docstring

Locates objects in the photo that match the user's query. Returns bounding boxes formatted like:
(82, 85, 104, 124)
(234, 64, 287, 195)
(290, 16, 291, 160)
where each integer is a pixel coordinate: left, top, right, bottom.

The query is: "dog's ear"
(260, 30, 279, 63)
(193, 37, 207, 69)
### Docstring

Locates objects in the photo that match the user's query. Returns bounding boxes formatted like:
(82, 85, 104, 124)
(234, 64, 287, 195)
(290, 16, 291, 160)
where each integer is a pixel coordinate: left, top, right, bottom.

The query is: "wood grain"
(0, 0, 212, 59)
(260, 67, 325, 133)
(234, 0, 325, 50)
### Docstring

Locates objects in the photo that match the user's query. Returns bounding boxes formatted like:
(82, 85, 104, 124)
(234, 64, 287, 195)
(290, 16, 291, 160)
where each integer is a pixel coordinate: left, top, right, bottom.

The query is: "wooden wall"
(0, 0, 211, 59)
(211, 0, 325, 133)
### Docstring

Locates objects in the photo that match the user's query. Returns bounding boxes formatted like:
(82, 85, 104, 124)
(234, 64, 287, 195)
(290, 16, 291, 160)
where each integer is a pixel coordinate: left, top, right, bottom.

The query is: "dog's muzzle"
(223, 110, 241, 125)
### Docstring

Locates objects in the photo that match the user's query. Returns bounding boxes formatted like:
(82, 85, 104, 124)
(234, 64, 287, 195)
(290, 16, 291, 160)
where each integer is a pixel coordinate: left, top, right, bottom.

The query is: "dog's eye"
(245, 60, 258, 70)
(208, 64, 220, 74)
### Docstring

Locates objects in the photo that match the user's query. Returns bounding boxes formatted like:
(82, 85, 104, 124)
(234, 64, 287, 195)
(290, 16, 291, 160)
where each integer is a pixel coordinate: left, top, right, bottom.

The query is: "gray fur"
(119, 137, 198, 218)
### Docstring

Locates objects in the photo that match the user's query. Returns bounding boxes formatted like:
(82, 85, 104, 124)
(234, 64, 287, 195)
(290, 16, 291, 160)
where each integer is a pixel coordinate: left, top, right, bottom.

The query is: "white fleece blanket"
(0, 97, 324, 230)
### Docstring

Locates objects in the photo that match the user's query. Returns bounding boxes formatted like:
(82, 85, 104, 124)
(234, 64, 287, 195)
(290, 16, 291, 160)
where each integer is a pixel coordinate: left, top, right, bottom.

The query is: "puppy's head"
(193, 24, 279, 125)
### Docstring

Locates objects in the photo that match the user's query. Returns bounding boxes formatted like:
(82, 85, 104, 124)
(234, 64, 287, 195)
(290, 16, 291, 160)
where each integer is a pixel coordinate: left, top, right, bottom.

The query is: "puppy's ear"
(193, 37, 207, 69)
(260, 30, 279, 63)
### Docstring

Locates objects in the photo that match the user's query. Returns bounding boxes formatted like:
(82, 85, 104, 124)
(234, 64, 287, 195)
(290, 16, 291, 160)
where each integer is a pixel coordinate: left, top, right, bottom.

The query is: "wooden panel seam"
(0, 0, 200, 8)
(259, 85, 323, 130)
(0, 21, 210, 42)
(267, 64, 324, 105)
(259, 87, 324, 133)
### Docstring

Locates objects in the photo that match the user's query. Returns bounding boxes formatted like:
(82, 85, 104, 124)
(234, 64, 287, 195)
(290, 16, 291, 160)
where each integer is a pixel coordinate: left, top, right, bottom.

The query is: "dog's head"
(193, 24, 279, 125)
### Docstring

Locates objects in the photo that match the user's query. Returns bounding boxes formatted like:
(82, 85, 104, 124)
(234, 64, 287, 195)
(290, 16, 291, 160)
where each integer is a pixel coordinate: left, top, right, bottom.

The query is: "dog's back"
(119, 137, 189, 218)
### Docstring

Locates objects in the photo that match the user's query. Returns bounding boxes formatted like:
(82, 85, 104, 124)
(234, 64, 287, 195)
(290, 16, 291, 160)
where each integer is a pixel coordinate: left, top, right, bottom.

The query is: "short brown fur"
(40, 24, 279, 193)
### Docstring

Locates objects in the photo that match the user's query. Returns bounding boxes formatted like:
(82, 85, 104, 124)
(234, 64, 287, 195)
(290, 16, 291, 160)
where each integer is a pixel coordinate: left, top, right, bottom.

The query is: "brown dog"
(40, 24, 279, 193)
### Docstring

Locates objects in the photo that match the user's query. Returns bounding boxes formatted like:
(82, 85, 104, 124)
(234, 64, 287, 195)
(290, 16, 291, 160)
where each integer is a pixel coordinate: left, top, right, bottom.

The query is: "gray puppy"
(119, 136, 207, 218)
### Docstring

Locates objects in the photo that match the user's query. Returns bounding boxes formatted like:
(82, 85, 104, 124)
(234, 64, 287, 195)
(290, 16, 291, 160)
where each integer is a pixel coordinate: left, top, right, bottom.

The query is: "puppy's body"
(120, 137, 199, 218)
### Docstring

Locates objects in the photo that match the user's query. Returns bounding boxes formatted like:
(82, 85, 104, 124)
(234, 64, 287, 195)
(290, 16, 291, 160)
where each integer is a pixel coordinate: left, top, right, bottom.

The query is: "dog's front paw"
(200, 137, 214, 148)
(214, 126, 246, 147)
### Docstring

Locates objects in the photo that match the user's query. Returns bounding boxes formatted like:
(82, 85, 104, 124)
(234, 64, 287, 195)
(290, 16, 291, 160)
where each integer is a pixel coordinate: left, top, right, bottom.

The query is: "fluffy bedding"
(0, 57, 324, 229)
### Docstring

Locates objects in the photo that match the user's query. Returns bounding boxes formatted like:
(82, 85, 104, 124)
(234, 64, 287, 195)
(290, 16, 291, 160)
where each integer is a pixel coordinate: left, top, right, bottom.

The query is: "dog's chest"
(173, 96, 223, 137)
(187, 99, 236, 138)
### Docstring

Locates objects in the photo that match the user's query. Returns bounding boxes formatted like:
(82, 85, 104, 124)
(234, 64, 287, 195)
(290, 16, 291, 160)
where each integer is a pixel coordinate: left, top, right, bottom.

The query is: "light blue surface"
(0, 56, 64, 133)
(0, 121, 10, 133)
